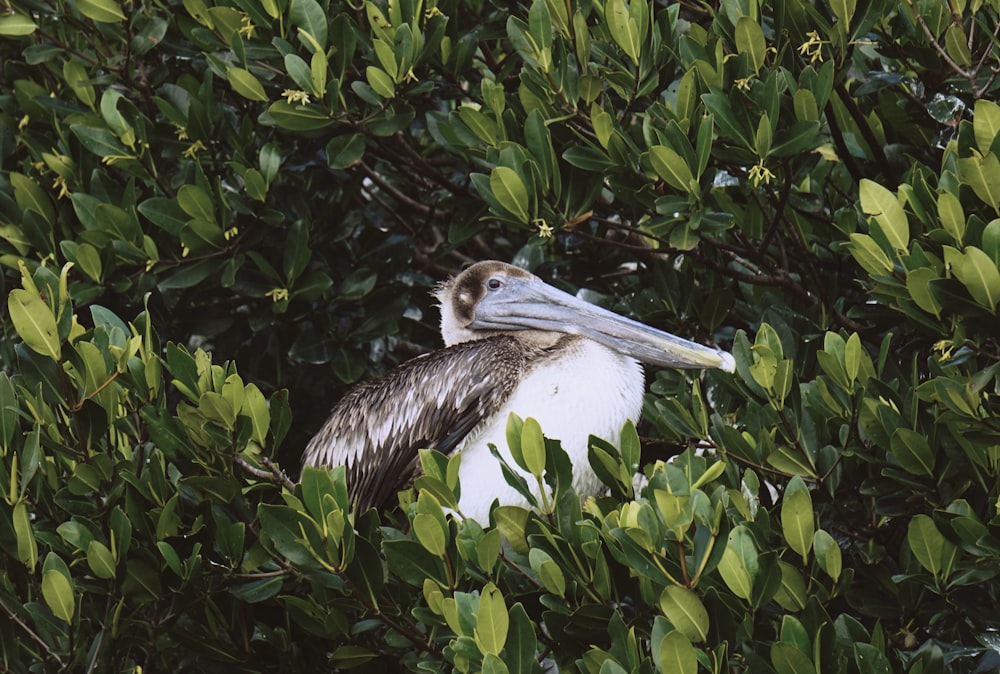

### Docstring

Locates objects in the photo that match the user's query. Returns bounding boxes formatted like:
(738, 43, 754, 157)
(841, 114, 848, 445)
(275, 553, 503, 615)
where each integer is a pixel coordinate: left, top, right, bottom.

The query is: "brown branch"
(234, 454, 295, 491)
(358, 160, 452, 219)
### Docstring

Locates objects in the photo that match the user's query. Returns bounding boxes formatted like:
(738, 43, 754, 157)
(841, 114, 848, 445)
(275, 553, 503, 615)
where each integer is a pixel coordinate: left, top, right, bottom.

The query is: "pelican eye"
(486, 277, 504, 290)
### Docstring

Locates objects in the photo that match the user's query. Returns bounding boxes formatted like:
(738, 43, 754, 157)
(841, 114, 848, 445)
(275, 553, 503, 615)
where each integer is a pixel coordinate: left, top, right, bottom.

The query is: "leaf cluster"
(2, 0, 1000, 671)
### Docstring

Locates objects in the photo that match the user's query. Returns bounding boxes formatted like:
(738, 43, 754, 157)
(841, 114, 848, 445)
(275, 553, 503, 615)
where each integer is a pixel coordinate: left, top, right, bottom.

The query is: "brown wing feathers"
(302, 335, 528, 511)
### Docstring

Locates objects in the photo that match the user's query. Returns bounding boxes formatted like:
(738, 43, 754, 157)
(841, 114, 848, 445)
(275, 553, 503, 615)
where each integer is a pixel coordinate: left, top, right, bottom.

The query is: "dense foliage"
(2, 0, 1000, 671)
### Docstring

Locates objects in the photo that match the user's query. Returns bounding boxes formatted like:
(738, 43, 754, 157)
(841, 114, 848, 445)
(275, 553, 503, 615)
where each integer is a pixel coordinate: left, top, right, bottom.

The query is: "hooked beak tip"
(718, 351, 736, 373)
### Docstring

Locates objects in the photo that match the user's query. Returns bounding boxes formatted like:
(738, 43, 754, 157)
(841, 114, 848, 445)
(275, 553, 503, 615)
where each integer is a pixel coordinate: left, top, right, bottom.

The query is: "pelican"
(303, 261, 734, 522)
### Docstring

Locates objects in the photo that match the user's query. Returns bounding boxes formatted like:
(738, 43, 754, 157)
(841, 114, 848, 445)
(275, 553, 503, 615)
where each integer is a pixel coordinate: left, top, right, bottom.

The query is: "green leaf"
(520, 417, 546, 478)
(0, 13, 38, 35)
(326, 134, 365, 170)
(42, 569, 75, 623)
(890, 427, 935, 476)
(944, 24, 972, 67)
(265, 100, 334, 131)
(793, 89, 819, 122)
(475, 583, 509, 656)
(10, 173, 55, 225)
(8, 288, 61, 360)
(529, 549, 566, 597)
(734, 17, 766, 73)
(781, 476, 814, 563)
(830, 0, 856, 30)
(983, 218, 1000, 265)
(907, 514, 956, 579)
(182, 0, 212, 26)
(718, 543, 752, 600)
(13, 501, 38, 570)
(366, 66, 396, 98)
(76, 0, 126, 23)
(289, 0, 327, 50)
(177, 184, 215, 222)
(944, 245, 1000, 310)
(773, 561, 807, 611)
(493, 506, 529, 555)
(87, 540, 117, 579)
(227, 67, 268, 101)
(241, 383, 271, 445)
(413, 513, 448, 557)
(490, 167, 531, 223)
(769, 121, 820, 157)
(772, 641, 814, 674)
(957, 153, 1000, 212)
(649, 145, 695, 192)
(973, 99, 1000, 154)
(658, 631, 698, 674)
(506, 603, 537, 674)
(813, 529, 842, 582)
(0, 374, 17, 452)
(482, 654, 510, 674)
(766, 446, 817, 478)
(659, 586, 709, 642)
(847, 233, 894, 275)
(605, 0, 640, 64)
(905, 268, 942, 317)
(937, 191, 966, 242)
(383, 539, 448, 586)
(458, 107, 500, 146)
(860, 179, 909, 252)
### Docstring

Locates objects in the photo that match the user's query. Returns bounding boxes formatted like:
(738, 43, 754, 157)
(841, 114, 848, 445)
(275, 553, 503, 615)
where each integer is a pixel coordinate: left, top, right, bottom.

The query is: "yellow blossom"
(798, 30, 827, 65)
(183, 140, 207, 159)
(173, 124, 189, 141)
(266, 287, 289, 303)
(181, 245, 191, 258)
(734, 77, 753, 92)
(19, 115, 30, 130)
(532, 219, 554, 238)
(932, 339, 954, 359)
(281, 89, 311, 105)
(52, 175, 71, 199)
(224, 226, 239, 241)
(145, 259, 157, 272)
(748, 161, 774, 187)
(238, 14, 255, 39)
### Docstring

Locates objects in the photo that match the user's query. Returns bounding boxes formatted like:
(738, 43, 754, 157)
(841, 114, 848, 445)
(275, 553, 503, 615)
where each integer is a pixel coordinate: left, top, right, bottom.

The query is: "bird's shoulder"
(301, 334, 532, 510)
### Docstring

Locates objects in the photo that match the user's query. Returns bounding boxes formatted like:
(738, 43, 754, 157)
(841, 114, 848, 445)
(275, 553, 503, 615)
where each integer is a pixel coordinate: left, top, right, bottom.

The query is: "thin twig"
(234, 454, 295, 490)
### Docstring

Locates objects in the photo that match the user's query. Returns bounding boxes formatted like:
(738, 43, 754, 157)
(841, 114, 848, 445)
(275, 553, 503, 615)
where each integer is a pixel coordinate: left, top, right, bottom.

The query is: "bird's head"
(435, 261, 735, 372)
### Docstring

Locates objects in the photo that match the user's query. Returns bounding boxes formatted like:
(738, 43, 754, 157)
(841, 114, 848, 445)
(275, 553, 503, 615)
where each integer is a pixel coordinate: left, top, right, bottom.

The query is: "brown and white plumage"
(302, 261, 734, 521)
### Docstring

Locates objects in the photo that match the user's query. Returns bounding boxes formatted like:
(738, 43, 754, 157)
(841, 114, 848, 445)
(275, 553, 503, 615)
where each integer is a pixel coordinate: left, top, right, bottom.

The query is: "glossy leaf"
(781, 476, 814, 563)
(908, 515, 956, 579)
(658, 630, 697, 674)
(475, 583, 509, 657)
(735, 17, 766, 73)
(8, 288, 60, 360)
(490, 167, 531, 223)
(890, 428, 935, 476)
(659, 586, 709, 642)
(860, 179, 909, 252)
(42, 569, 75, 623)
(649, 145, 695, 192)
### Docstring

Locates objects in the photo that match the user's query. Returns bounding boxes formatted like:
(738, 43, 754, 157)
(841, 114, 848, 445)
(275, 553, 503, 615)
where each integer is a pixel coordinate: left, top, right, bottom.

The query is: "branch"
(234, 454, 295, 491)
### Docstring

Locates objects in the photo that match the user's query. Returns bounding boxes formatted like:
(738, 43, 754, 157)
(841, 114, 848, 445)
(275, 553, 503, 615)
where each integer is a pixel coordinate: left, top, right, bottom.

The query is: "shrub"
(2, 0, 1000, 671)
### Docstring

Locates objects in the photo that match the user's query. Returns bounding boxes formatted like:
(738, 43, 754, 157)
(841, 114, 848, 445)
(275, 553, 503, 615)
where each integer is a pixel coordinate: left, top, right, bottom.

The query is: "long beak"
(469, 275, 735, 372)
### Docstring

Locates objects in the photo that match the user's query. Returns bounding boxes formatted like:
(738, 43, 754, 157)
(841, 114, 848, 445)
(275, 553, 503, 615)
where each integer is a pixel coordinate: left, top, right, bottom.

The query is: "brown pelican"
(303, 261, 734, 522)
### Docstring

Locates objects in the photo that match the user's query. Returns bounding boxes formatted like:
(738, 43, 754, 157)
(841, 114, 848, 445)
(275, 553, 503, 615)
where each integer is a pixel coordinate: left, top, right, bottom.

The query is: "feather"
(302, 335, 527, 511)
